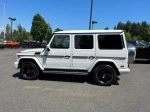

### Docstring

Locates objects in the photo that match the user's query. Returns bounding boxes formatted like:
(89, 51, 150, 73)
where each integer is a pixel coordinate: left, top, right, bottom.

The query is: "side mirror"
(46, 45, 50, 51)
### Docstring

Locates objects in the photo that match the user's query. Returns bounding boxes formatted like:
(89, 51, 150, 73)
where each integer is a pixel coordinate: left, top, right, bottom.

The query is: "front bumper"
(14, 62, 19, 69)
(119, 68, 130, 74)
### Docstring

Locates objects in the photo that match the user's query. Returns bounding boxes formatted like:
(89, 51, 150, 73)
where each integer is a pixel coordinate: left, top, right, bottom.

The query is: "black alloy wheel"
(20, 61, 39, 80)
(93, 65, 116, 86)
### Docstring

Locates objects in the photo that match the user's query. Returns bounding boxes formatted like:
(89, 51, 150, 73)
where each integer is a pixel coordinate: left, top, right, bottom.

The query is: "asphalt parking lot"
(0, 48, 150, 112)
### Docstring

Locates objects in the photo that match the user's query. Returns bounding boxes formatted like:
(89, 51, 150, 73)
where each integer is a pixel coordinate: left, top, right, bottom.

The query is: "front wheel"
(93, 65, 116, 86)
(20, 61, 39, 80)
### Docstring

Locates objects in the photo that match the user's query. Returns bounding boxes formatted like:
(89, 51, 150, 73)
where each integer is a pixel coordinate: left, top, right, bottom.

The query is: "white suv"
(14, 30, 131, 86)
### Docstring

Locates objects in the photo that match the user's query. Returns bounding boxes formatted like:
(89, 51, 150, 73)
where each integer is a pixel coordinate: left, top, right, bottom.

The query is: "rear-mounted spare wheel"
(127, 43, 136, 64)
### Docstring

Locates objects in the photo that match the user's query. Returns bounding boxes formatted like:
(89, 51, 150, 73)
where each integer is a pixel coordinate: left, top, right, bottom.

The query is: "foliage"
(2, 13, 150, 43)
(5, 24, 11, 40)
(124, 31, 132, 40)
(13, 24, 32, 42)
(45, 23, 52, 42)
(0, 31, 4, 38)
(114, 21, 150, 41)
(54, 28, 63, 32)
(104, 27, 109, 30)
(31, 13, 47, 42)
(0, 24, 32, 42)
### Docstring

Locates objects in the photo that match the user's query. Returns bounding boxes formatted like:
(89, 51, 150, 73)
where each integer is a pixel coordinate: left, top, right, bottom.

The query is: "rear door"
(72, 34, 96, 70)
(137, 41, 150, 59)
(96, 33, 128, 68)
(136, 42, 145, 59)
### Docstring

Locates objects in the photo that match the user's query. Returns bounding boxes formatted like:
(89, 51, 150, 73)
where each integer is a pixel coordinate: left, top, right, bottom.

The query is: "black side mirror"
(47, 47, 50, 51)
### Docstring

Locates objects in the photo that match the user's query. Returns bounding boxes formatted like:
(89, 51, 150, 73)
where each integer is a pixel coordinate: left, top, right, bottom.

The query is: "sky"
(0, 0, 150, 32)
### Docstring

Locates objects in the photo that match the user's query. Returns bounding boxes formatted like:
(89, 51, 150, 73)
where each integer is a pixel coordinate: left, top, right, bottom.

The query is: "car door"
(136, 42, 146, 59)
(72, 34, 96, 70)
(41, 34, 71, 69)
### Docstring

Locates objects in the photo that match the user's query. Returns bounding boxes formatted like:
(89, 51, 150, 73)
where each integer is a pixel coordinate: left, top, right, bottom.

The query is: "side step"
(42, 69, 89, 75)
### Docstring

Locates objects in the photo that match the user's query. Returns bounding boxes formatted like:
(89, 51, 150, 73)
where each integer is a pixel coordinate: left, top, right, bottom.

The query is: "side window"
(50, 35, 70, 49)
(75, 35, 93, 49)
(98, 35, 123, 49)
(137, 42, 144, 46)
(127, 41, 136, 46)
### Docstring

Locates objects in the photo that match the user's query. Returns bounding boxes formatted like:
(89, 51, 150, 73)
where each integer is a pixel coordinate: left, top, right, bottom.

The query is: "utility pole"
(8, 17, 16, 40)
(89, 0, 93, 30)
(0, 2, 5, 40)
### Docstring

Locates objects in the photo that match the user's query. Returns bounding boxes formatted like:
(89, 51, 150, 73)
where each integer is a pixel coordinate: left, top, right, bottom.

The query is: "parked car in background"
(4, 41, 20, 48)
(0, 41, 4, 49)
(41, 42, 47, 48)
(21, 41, 29, 48)
(127, 40, 150, 61)
(28, 41, 42, 48)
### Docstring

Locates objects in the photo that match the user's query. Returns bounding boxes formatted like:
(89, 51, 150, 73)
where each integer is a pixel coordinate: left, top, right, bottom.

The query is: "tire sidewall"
(20, 61, 39, 80)
(93, 65, 116, 86)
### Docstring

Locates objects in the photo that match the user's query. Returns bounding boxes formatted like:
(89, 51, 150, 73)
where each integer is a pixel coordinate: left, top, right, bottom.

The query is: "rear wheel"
(93, 65, 116, 86)
(20, 61, 39, 80)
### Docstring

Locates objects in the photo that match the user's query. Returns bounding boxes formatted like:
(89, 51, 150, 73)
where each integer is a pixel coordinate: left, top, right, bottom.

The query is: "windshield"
(139, 41, 149, 46)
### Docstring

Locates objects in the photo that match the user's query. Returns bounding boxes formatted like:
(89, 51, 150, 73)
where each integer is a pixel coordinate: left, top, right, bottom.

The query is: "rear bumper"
(119, 68, 130, 74)
(14, 62, 19, 69)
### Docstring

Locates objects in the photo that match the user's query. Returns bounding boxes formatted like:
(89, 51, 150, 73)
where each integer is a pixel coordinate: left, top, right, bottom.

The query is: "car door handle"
(88, 56, 95, 60)
(64, 55, 70, 59)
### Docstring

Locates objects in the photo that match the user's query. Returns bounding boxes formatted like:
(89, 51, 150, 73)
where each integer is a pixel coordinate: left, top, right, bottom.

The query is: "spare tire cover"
(127, 42, 136, 64)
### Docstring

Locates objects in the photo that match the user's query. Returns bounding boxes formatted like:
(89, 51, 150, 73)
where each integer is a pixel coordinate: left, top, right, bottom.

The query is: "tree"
(140, 28, 150, 41)
(114, 26, 117, 29)
(5, 24, 11, 40)
(0, 31, 4, 39)
(125, 20, 132, 32)
(31, 13, 47, 42)
(54, 28, 63, 32)
(114, 21, 150, 41)
(116, 22, 125, 30)
(124, 31, 132, 40)
(45, 23, 52, 42)
(13, 24, 32, 42)
(104, 27, 109, 30)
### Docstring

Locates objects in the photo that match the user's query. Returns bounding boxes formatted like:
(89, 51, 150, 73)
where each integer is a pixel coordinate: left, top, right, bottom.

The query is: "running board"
(42, 70, 88, 75)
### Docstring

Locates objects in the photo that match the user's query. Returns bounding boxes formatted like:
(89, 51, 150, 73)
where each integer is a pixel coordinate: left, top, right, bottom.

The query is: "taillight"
(120, 65, 124, 68)
(17, 55, 20, 59)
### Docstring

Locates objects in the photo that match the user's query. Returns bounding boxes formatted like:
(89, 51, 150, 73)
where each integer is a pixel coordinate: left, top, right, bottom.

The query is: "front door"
(42, 34, 71, 69)
(72, 34, 96, 70)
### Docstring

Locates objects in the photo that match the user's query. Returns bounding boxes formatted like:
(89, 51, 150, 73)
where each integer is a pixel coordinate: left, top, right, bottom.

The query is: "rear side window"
(74, 35, 93, 49)
(98, 35, 123, 49)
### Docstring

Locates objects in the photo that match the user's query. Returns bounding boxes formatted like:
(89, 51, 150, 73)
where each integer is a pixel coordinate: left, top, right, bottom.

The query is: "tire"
(20, 61, 40, 80)
(93, 65, 116, 86)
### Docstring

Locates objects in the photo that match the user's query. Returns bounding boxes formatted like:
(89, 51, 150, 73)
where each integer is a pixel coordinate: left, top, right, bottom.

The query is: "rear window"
(127, 40, 136, 46)
(98, 35, 124, 49)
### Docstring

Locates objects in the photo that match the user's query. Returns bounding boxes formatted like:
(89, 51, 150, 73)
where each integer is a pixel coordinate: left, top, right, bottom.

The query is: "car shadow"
(133, 60, 150, 64)
(12, 72, 120, 86)
(13, 72, 24, 79)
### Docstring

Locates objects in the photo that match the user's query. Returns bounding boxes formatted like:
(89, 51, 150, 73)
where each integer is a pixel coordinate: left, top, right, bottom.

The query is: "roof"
(54, 30, 124, 34)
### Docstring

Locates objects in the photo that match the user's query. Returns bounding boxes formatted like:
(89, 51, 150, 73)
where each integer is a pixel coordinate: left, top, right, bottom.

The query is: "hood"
(19, 48, 44, 53)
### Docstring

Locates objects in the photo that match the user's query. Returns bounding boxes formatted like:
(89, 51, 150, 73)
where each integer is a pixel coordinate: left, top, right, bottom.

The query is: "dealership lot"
(0, 48, 150, 112)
